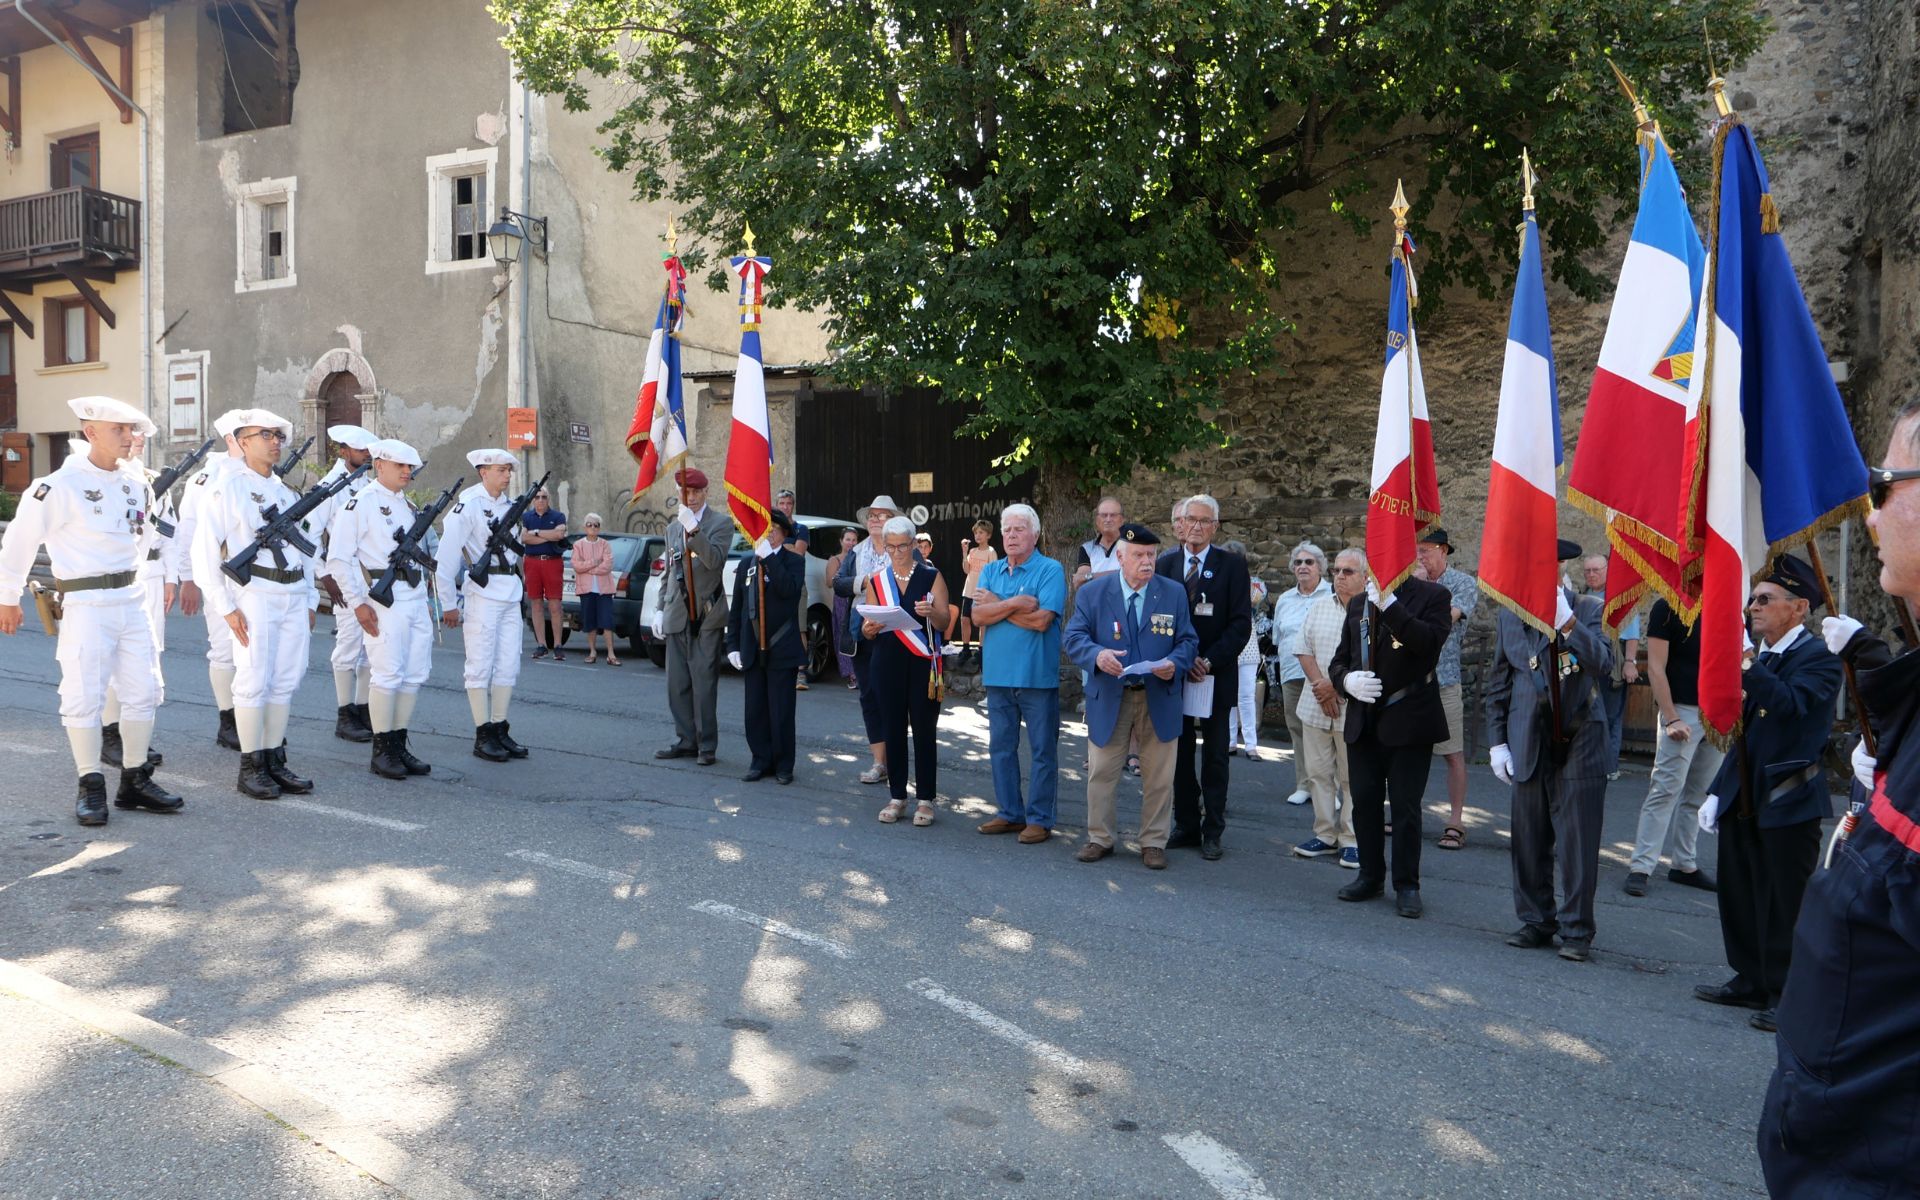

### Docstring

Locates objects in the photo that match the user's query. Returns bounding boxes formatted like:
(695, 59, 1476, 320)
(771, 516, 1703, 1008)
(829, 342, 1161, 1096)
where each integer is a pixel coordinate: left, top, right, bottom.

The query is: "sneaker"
(1293, 837, 1337, 858)
(1285, 789, 1311, 806)
(1339, 847, 1361, 870)
(1623, 871, 1650, 897)
(1607, 770, 1622, 781)
(532, 646, 550, 660)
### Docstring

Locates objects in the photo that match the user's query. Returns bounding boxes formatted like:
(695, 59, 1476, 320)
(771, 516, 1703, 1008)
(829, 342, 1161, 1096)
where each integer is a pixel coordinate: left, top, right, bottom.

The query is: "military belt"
(249, 565, 306, 586)
(364, 564, 423, 587)
(54, 570, 138, 593)
(1382, 672, 1436, 708)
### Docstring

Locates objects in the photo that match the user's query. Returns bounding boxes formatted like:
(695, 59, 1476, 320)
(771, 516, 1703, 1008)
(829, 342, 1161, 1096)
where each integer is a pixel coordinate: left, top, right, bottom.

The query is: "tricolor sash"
(871, 566, 936, 660)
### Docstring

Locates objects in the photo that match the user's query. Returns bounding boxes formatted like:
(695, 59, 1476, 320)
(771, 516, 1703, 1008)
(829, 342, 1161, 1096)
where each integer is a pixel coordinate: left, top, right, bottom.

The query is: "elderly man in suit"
(1327, 559, 1453, 916)
(1064, 523, 1198, 870)
(1156, 494, 1253, 861)
(1693, 554, 1844, 1032)
(727, 510, 806, 784)
(1485, 538, 1616, 962)
(649, 468, 736, 765)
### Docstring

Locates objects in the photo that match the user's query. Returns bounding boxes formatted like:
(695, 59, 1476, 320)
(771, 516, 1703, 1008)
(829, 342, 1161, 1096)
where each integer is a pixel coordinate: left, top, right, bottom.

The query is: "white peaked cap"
(68, 395, 156, 437)
(225, 408, 293, 436)
(466, 448, 517, 468)
(328, 424, 379, 451)
(371, 438, 422, 467)
(213, 409, 251, 438)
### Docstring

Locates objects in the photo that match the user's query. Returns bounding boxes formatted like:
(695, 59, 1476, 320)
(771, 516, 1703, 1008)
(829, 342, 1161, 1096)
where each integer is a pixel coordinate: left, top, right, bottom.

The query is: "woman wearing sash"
(862, 516, 951, 825)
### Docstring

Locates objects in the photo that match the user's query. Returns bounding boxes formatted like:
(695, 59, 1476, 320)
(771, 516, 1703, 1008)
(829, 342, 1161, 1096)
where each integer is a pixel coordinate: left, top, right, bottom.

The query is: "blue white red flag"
(1366, 201, 1440, 593)
(628, 254, 690, 500)
(1678, 114, 1871, 738)
(724, 241, 775, 549)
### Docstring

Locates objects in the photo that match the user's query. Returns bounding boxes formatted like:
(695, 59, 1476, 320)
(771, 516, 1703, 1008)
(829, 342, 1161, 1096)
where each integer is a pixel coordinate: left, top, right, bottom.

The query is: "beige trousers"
(1086, 689, 1177, 849)
(1300, 722, 1355, 847)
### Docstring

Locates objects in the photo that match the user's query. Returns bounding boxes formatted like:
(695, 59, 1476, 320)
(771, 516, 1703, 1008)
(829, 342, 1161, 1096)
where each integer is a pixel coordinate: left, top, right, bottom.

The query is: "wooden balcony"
(0, 186, 139, 335)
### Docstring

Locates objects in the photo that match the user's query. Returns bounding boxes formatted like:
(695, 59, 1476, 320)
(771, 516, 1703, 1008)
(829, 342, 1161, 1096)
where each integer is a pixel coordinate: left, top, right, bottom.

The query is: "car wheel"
(806, 609, 835, 681)
(645, 640, 666, 668)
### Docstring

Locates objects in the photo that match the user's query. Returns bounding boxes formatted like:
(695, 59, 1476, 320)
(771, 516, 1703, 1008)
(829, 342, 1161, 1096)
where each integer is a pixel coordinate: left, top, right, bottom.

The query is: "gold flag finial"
(666, 216, 679, 256)
(1605, 58, 1654, 130)
(742, 220, 756, 257)
(1390, 179, 1410, 231)
(1704, 19, 1733, 116)
(1520, 149, 1538, 213)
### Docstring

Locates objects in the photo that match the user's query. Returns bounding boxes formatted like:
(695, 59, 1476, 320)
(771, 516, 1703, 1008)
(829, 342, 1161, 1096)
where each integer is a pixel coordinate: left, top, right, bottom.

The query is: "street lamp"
(488, 207, 549, 265)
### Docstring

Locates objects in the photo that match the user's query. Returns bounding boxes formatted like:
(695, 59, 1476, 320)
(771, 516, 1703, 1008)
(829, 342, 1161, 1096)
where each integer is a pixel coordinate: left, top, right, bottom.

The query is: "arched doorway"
(299, 346, 380, 449)
(320, 371, 362, 458)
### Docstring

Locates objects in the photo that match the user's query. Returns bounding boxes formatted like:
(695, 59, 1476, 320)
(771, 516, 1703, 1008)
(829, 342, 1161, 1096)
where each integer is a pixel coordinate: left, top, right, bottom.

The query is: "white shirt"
(327, 481, 425, 608)
(300, 457, 372, 555)
(1761, 624, 1806, 657)
(1180, 544, 1212, 578)
(0, 454, 151, 606)
(438, 482, 526, 605)
(192, 464, 317, 617)
(167, 454, 247, 586)
(124, 460, 168, 583)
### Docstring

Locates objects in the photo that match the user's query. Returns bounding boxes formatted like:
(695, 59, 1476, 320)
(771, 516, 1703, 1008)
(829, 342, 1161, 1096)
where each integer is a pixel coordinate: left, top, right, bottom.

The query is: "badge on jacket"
(32, 483, 49, 500)
(1151, 613, 1174, 636)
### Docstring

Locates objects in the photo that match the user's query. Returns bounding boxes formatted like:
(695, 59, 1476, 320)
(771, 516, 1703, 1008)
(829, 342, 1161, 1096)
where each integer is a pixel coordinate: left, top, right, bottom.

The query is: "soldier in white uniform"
(168, 409, 252, 751)
(327, 438, 435, 779)
(0, 396, 183, 826)
(437, 448, 532, 763)
(193, 409, 321, 800)
(302, 424, 379, 742)
(101, 429, 175, 772)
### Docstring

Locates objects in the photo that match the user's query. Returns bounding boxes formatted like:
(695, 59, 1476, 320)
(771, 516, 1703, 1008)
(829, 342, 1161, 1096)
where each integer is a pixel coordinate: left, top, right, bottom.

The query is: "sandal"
(607, 657, 622, 667)
(912, 802, 936, 827)
(585, 653, 598, 664)
(1439, 825, 1466, 850)
(878, 800, 906, 823)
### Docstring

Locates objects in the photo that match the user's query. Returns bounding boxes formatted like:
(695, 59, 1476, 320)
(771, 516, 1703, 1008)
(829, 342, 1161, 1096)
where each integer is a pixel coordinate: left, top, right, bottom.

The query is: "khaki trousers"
(1300, 722, 1354, 846)
(1086, 689, 1176, 849)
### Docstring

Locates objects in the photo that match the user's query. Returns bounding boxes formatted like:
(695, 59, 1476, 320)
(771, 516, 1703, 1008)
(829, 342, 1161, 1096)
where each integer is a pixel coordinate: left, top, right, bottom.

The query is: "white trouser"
(367, 598, 433, 694)
(461, 592, 522, 690)
(202, 603, 235, 670)
(1227, 659, 1260, 751)
(143, 576, 167, 654)
(57, 594, 158, 728)
(231, 589, 313, 709)
(331, 604, 369, 673)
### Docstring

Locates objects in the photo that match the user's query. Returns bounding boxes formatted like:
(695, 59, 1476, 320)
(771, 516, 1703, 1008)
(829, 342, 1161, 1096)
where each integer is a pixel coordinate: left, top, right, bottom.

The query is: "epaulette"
(31, 482, 50, 501)
(451, 502, 465, 515)
(343, 499, 358, 511)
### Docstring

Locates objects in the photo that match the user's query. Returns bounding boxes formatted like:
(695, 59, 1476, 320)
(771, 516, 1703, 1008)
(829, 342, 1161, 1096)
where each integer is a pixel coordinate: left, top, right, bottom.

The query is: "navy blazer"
(1326, 578, 1452, 748)
(726, 549, 807, 671)
(1154, 545, 1253, 715)
(1063, 573, 1199, 747)
(1708, 629, 1845, 828)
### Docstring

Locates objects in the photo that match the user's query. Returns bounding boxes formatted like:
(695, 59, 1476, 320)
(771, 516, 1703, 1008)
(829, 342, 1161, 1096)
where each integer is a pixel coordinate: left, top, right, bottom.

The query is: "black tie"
(1185, 554, 1201, 605)
(1127, 591, 1141, 639)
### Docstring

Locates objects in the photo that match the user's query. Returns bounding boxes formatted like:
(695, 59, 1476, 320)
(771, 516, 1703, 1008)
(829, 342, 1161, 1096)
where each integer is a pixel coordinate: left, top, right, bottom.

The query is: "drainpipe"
(16, 0, 154, 454)
(519, 78, 535, 480)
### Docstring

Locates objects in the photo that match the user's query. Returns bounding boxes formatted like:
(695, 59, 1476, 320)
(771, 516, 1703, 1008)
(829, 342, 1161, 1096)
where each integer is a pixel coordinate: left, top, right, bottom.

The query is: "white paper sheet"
(1119, 658, 1172, 678)
(856, 603, 922, 634)
(1183, 679, 1214, 717)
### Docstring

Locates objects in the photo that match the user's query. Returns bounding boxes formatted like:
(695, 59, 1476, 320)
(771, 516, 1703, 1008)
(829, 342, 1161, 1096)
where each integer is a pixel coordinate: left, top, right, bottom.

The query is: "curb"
(0, 957, 480, 1200)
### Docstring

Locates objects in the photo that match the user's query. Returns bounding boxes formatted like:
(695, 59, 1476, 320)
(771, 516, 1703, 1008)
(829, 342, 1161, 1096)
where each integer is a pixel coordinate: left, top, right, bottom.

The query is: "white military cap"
(213, 409, 251, 437)
(371, 438, 422, 467)
(466, 448, 516, 468)
(67, 395, 156, 437)
(227, 408, 293, 437)
(328, 424, 379, 451)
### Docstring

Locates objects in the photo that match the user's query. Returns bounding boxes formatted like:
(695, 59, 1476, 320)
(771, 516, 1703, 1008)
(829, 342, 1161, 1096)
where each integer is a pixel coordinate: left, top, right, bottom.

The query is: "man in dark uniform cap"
(1759, 401, 1920, 1194)
(1692, 552, 1843, 1032)
(727, 510, 806, 784)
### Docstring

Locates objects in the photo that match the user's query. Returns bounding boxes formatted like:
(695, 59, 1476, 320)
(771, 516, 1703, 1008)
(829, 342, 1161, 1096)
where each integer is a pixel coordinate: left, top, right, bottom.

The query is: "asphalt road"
(0, 611, 1777, 1199)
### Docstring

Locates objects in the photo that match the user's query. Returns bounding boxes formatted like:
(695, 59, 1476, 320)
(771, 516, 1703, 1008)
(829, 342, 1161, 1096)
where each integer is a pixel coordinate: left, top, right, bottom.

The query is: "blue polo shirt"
(522, 508, 567, 557)
(976, 553, 1067, 690)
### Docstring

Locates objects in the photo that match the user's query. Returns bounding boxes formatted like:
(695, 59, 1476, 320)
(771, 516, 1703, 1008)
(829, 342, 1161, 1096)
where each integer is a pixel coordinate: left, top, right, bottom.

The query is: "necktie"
(1127, 591, 1141, 638)
(1359, 612, 1371, 670)
(1185, 554, 1202, 605)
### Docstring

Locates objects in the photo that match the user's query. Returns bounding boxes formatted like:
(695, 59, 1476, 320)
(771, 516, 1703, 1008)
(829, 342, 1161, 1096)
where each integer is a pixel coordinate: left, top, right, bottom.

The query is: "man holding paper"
(1063, 523, 1197, 870)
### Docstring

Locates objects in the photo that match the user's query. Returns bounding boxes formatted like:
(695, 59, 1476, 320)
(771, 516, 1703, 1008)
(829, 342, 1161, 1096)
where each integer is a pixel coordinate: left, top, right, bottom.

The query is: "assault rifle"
(467, 470, 551, 587)
(274, 435, 315, 479)
(148, 437, 220, 537)
(366, 477, 463, 608)
(221, 462, 370, 586)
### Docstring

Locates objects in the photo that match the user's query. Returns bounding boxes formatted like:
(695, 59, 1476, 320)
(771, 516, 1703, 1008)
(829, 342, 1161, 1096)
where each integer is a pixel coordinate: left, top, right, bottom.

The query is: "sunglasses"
(1870, 466, 1920, 509)
(1292, 558, 1317, 566)
(1330, 567, 1362, 576)
(1747, 592, 1788, 607)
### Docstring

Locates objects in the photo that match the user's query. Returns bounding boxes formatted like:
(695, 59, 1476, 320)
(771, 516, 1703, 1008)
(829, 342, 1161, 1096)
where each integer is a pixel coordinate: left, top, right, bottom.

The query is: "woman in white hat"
(833, 494, 905, 784)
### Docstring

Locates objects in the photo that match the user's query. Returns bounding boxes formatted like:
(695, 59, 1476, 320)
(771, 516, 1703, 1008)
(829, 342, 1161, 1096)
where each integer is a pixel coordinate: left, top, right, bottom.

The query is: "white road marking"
(15, 745, 53, 755)
(690, 899, 853, 959)
(168, 776, 213, 789)
(276, 799, 423, 833)
(905, 977, 1091, 1076)
(1162, 1133, 1275, 1200)
(506, 849, 635, 886)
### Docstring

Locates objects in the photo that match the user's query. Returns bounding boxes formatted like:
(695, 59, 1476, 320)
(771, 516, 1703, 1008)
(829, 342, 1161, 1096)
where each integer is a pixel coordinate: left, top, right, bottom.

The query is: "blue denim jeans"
(987, 686, 1060, 828)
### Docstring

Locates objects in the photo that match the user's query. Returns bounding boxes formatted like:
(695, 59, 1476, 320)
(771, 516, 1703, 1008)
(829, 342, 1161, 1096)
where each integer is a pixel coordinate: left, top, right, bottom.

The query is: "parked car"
(517, 533, 662, 658)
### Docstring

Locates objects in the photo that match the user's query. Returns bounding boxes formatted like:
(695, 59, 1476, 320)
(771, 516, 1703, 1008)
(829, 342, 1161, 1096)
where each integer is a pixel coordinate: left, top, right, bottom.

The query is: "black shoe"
(697, 751, 717, 766)
(1623, 871, 1650, 897)
(1558, 937, 1592, 962)
(495, 721, 530, 759)
(1165, 831, 1202, 850)
(101, 722, 124, 767)
(264, 746, 313, 794)
(336, 704, 374, 743)
(370, 731, 410, 780)
(1337, 879, 1384, 903)
(775, 773, 793, 785)
(532, 646, 550, 660)
(1506, 924, 1557, 949)
(472, 723, 511, 763)
(75, 773, 109, 826)
(1200, 835, 1223, 861)
(655, 745, 694, 760)
(1693, 980, 1768, 1010)
(353, 703, 374, 736)
(1669, 867, 1718, 892)
(1395, 889, 1423, 918)
(115, 766, 183, 813)
(238, 750, 282, 800)
(741, 769, 767, 782)
(393, 729, 431, 776)
(216, 708, 241, 751)
(1750, 1009, 1778, 1032)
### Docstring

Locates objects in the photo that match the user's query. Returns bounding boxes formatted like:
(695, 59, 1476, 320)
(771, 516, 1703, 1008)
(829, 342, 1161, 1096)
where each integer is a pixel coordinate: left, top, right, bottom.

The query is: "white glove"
(1698, 794, 1722, 835)
(1823, 615, 1864, 655)
(1365, 580, 1381, 609)
(1490, 743, 1514, 785)
(1853, 739, 1877, 792)
(727, 650, 743, 670)
(754, 541, 774, 559)
(1742, 629, 1754, 655)
(1343, 670, 1383, 704)
(649, 610, 664, 639)
(678, 506, 699, 533)
(1554, 589, 1574, 632)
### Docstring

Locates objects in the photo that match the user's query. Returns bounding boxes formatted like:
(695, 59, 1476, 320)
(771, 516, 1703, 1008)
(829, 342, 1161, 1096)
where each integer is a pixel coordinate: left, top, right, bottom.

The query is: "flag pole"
(1805, 533, 1876, 754)
(1391, 179, 1418, 528)
(741, 220, 768, 654)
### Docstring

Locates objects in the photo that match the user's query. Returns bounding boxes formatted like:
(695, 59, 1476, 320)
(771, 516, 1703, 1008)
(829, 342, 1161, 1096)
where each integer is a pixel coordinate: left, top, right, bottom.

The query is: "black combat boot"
(216, 708, 241, 751)
(75, 773, 109, 826)
(237, 750, 282, 800)
(115, 766, 184, 813)
(353, 703, 373, 734)
(264, 745, 313, 794)
(336, 704, 374, 743)
(472, 722, 510, 762)
(494, 721, 530, 759)
(393, 729, 432, 776)
(103, 723, 163, 768)
(370, 731, 410, 780)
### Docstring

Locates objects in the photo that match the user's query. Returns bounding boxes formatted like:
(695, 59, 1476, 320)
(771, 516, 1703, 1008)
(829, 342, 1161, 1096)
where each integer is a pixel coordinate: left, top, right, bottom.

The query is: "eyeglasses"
(1330, 567, 1362, 576)
(1747, 592, 1783, 607)
(246, 429, 288, 442)
(1292, 558, 1317, 567)
(1186, 516, 1218, 526)
(883, 540, 915, 551)
(1870, 466, 1920, 508)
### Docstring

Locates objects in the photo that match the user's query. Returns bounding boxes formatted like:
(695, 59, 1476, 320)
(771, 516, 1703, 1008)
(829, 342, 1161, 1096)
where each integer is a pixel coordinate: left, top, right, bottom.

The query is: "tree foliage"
(493, 0, 1766, 494)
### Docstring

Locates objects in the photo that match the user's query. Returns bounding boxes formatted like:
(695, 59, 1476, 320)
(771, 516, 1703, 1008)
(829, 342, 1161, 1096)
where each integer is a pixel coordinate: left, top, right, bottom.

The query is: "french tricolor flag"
(1478, 198, 1561, 634)
(724, 242, 776, 551)
(1366, 188, 1440, 593)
